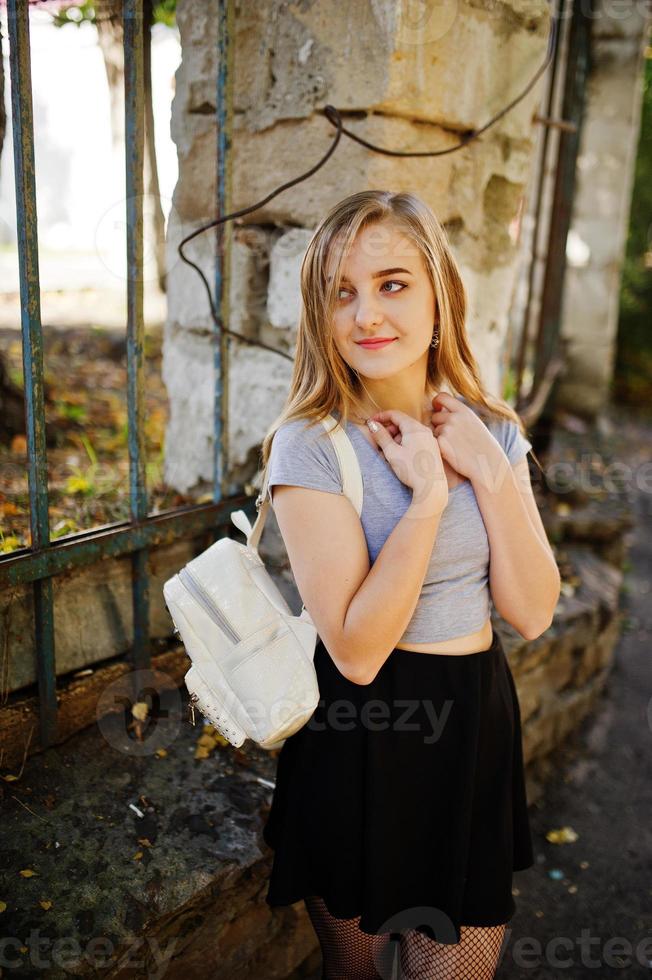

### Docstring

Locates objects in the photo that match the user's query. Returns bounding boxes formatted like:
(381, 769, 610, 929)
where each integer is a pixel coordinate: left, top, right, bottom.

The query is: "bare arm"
(271, 484, 444, 687)
(340, 494, 444, 684)
(472, 451, 561, 639)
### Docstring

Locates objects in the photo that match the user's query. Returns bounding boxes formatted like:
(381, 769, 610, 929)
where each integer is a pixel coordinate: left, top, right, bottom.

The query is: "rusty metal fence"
(1, 0, 250, 752)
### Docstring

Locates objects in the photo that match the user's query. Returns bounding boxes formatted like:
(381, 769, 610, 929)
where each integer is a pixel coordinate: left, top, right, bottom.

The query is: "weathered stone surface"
(507, 544, 623, 770)
(165, 208, 216, 332)
(233, 0, 549, 136)
(267, 228, 315, 329)
(231, 112, 458, 228)
(554, 0, 648, 417)
(0, 712, 317, 980)
(0, 535, 225, 695)
(513, 666, 543, 723)
(230, 226, 275, 342)
(227, 344, 294, 475)
(171, 119, 217, 223)
(162, 321, 219, 492)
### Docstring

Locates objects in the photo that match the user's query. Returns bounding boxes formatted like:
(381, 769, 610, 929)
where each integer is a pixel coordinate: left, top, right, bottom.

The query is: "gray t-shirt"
(266, 396, 533, 645)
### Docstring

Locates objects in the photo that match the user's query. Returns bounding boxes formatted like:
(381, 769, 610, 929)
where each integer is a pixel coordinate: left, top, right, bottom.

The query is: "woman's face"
(329, 220, 437, 381)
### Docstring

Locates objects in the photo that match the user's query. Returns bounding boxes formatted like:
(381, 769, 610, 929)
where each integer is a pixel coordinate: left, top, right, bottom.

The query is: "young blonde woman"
(259, 190, 560, 979)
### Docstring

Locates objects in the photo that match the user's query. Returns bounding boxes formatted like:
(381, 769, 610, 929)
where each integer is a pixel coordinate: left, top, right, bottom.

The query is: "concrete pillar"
(555, 0, 649, 418)
(164, 0, 551, 492)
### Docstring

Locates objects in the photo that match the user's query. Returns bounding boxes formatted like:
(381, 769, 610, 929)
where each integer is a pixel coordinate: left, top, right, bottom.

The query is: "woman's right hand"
(366, 409, 449, 516)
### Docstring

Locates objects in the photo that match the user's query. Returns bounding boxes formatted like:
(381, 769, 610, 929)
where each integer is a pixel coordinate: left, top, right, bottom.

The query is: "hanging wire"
(178, 8, 559, 365)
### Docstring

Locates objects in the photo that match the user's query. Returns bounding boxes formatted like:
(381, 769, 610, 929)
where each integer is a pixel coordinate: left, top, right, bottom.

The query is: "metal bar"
(124, 0, 150, 670)
(214, 0, 235, 502)
(7, 0, 58, 746)
(0, 495, 255, 589)
(532, 113, 578, 134)
(515, 0, 567, 410)
(532, 0, 591, 403)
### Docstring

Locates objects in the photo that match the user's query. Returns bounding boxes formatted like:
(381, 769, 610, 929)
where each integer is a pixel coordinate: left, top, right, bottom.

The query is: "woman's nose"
(353, 293, 384, 328)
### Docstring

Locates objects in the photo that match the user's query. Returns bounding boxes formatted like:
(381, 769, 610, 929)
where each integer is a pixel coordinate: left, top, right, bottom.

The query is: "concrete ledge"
(0, 705, 317, 979)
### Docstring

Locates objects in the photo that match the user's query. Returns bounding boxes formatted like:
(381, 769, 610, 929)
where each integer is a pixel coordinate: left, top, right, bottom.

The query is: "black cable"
(178, 7, 559, 364)
(177, 106, 345, 363)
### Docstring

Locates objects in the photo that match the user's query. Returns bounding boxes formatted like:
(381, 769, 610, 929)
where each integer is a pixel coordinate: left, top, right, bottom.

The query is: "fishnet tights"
(304, 894, 507, 979)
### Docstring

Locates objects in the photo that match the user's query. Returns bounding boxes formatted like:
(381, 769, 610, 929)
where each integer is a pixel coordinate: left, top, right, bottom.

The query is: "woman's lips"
(356, 338, 397, 349)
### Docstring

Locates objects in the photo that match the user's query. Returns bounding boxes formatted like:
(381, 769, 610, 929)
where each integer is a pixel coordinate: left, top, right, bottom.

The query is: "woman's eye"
(337, 280, 406, 300)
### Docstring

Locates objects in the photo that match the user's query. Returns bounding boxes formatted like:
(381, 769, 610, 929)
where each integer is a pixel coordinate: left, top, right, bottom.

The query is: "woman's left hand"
(429, 391, 505, 483)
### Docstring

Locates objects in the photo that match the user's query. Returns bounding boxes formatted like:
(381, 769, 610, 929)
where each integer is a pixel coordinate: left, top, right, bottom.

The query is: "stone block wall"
(164, 0, 551, 496)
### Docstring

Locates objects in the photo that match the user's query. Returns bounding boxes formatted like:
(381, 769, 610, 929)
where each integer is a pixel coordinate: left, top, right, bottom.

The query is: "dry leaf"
(197, 733, 217, 749)
(546, 826, 579, 844)
(133, 851, 144, 861)
(19, 869, 37, 878)
(39, 900, 53, 910)
(11, 435, 27, 455)
(131, 701, 149, 722)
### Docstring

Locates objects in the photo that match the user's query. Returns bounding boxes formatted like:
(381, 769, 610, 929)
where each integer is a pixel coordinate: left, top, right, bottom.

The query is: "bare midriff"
(394, 617, 493, 655)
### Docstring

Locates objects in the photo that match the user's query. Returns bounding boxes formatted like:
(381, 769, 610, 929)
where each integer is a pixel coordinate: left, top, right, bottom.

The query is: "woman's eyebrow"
(328, 267, 415, 283)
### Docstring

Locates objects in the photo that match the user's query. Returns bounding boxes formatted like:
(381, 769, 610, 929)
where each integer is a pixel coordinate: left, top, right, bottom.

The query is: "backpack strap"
(233, 414, 363, 554)
(319, 414, 364, 516)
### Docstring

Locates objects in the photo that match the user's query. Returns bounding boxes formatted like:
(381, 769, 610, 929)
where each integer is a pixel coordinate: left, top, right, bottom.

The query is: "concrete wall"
(163, 0, 551, 494)
(554, 0, 649, 418)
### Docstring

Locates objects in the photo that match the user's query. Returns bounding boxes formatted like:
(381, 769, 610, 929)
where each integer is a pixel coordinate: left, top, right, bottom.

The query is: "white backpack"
(163, 414, 363, 751)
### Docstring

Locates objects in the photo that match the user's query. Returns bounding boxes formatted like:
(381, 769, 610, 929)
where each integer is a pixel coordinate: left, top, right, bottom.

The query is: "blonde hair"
(259, 189, 538, 478)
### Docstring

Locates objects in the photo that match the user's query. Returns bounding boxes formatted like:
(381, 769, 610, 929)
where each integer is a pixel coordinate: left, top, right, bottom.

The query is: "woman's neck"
(348, 386, 440, 425)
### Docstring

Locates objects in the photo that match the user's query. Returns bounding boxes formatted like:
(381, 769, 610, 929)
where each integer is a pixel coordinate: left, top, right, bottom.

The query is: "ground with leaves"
(0, 324, 205, 553)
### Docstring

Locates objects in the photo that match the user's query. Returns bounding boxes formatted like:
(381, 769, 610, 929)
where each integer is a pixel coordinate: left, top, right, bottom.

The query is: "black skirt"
(262, 626, 534, 945)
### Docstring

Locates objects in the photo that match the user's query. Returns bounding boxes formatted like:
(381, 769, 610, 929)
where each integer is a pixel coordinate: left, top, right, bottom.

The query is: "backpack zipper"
(178, 566, 241, 645)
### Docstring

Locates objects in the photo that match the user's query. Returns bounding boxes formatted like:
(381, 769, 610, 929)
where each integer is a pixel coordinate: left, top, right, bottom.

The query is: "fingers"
(431, 391, 459, 411)
(369, 408, 423, 430)
(366, 417, 394, 448)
